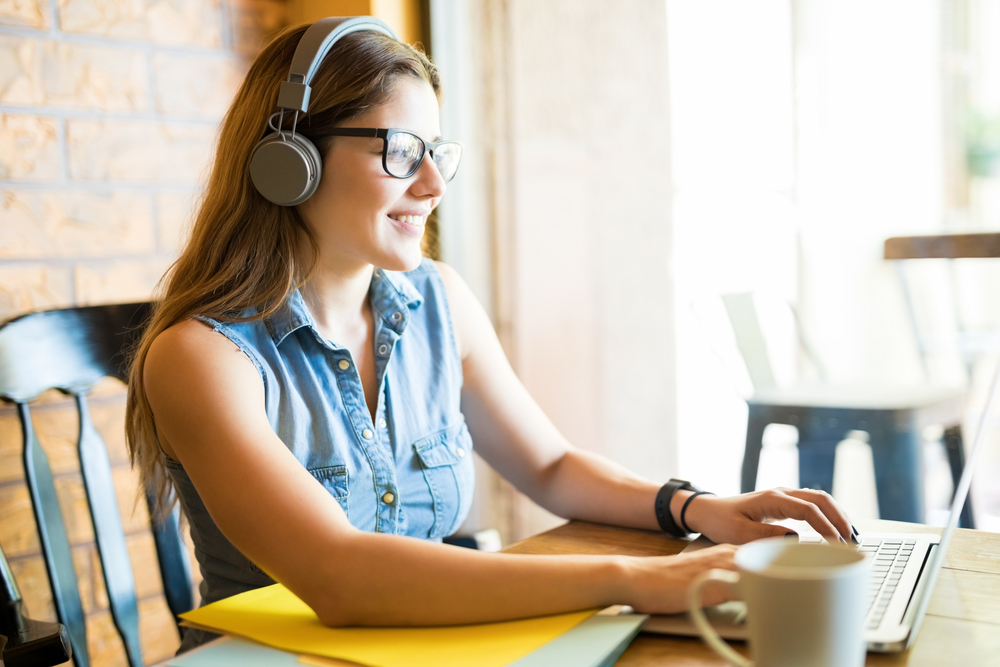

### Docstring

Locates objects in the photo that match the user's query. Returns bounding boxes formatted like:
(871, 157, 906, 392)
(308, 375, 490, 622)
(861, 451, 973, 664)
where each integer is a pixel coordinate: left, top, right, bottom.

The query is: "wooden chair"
(885, 232, 1000, 380)
(0, 303, 193, 667)
(725, 292, 974, 528)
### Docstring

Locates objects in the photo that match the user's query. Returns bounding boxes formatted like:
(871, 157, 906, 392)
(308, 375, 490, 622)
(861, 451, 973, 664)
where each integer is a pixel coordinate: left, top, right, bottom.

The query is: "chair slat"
(2, 302, 191, 666)
(146, 493, 194, 626)
(76, 394, 143, 667)
(20, 402, 90, 667)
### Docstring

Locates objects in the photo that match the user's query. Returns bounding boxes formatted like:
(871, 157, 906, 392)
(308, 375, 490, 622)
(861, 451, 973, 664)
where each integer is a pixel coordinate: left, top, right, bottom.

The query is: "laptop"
(644, 364, 1000, 653)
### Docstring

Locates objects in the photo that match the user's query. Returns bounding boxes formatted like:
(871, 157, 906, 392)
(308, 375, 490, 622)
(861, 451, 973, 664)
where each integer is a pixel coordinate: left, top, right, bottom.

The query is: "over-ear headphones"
(249, 16, 398, 206)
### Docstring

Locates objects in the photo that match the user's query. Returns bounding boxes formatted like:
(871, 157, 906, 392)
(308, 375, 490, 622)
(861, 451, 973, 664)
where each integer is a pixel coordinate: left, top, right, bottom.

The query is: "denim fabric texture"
(165, 258, 474, 652)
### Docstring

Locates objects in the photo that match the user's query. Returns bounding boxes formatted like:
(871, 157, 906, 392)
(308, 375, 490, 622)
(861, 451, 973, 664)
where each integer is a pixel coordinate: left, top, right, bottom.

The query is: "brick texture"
(230, 0, 289, 56)
(0, 1, 285, 657)
(156, 190, 197, 253)
(0, 0, 50, 29)
(0, 263, 73, 322)
(67, 119, 216, 183)
(58, 0, 224, 48)
(0, 113, 60, 180)
(153, 52, 245, 118)
(0, 35, 148, 110)
(74, 258, 173, 304)
(1, 189, 155, 258)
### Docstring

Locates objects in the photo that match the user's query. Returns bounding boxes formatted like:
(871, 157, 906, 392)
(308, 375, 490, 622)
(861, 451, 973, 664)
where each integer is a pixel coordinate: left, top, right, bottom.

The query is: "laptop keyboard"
(860, 538, 917, 629)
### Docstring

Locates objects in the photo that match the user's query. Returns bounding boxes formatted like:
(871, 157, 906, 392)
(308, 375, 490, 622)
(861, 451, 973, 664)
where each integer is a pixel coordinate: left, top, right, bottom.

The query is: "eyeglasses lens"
(386, 132, 462, 182)
(386, 132, 423, 178)
(432, 143, 462, 183)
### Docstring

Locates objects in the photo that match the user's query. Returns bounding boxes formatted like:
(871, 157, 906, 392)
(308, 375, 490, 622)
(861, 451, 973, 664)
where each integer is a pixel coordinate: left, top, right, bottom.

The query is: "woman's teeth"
(389, 214, 425, 226)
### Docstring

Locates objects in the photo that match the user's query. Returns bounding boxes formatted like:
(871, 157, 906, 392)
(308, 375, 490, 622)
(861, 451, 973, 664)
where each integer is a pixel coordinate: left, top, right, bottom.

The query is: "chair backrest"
(0, 303, 193, 667)
(885, 232, 1000, 383)
(721, 291, 827, 392)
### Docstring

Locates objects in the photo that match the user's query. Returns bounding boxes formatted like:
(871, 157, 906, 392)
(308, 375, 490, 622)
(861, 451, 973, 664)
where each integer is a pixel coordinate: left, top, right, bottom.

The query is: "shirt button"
(337, 359, 350, 370)
(382, 492, 395, 504)
(391, 311, 402, 322)
(362, 428, 373, 439)
(456, 447, 465, 458)
(378, 418, 387, 428)
(378, 344, 389, 355)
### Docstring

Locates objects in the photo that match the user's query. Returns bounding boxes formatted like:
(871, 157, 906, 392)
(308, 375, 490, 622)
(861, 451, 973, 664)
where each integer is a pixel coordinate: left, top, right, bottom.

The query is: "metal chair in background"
(886, 232, 1000, 383)
(724, 291, 974, 528)
(0, 303, 193, 667)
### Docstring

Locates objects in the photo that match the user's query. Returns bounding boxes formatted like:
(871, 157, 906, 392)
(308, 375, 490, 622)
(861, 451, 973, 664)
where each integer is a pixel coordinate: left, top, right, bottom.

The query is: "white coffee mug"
(688, 538, 869, 667)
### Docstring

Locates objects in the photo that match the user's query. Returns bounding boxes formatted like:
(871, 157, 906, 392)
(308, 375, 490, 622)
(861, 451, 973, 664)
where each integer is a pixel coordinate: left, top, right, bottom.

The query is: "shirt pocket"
(309, 465, 351, 519)
(412, 421, 475, 539)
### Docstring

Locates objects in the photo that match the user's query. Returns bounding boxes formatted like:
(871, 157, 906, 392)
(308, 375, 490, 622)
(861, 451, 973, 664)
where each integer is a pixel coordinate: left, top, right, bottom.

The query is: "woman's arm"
(436, 262, 854, 544)
(145, 319, 737, 626)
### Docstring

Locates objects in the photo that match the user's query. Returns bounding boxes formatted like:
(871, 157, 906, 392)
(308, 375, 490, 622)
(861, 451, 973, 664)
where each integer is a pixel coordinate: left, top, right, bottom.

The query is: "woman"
(126, 21, 854, 650)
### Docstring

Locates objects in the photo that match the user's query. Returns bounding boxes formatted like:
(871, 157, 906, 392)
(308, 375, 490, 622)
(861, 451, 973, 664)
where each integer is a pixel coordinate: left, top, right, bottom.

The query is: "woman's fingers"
(627, 545, 738, 614)
(747, 488, 851, 543)
(687, 488, 855, 546)
(781, 488, 855, 543)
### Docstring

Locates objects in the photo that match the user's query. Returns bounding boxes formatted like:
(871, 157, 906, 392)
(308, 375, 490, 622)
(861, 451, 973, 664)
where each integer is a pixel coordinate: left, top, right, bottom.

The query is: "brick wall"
(0, 0, 291, 321)
(0, 0, 288, 663)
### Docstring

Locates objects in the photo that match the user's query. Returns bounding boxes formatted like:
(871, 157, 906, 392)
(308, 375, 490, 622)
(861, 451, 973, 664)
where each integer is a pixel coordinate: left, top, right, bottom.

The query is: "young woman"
(126, 21, 854, 651)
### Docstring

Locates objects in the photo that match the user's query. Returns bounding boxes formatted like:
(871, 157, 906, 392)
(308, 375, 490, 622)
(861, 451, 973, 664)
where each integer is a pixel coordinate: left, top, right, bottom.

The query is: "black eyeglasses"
(323, 128, 462, 182)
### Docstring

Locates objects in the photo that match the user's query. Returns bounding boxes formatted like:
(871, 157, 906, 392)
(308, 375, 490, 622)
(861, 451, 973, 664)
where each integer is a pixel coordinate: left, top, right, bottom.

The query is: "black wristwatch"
(655, 478, 705, 538)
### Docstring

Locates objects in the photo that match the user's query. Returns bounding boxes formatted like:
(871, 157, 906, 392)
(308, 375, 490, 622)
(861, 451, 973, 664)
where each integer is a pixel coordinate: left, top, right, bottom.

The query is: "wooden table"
(503, 520, 1000, 666)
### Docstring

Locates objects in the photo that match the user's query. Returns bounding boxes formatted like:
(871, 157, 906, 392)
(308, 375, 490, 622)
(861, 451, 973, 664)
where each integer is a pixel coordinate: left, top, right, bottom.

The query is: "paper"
(506, 613, 647, 667)
(167, 636, 302, 667)
(180, 584, 596, 667)
(299, 613, 648, 667)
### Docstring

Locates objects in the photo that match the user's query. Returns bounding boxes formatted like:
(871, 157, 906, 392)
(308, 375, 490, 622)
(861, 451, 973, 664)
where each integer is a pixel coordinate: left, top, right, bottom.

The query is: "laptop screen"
(904, 361, 1000, 647)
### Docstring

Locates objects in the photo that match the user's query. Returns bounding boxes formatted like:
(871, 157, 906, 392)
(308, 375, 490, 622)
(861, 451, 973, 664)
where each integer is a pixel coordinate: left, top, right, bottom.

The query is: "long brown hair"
(126, 23, 440, 513)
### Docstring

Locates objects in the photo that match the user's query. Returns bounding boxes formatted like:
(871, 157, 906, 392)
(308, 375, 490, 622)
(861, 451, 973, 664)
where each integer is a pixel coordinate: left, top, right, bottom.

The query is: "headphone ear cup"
(249, 132, 323, 206)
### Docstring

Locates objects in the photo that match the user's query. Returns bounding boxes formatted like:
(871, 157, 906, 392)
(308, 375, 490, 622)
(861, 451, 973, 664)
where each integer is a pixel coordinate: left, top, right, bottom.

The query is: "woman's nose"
(411, 152, 447, 198)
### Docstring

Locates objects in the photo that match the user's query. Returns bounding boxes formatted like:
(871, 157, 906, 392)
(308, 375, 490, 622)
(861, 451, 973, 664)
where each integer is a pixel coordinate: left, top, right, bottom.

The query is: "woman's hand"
(623, 544, 739, 614)
(681, 488, 855, 545)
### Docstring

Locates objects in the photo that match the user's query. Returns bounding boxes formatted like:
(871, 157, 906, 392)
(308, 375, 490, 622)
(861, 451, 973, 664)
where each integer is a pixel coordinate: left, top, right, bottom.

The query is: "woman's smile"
(387, 212, 428, 237)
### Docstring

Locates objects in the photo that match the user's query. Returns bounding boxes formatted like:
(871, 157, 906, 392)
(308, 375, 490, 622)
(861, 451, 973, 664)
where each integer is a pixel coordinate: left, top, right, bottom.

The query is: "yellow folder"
(181, 584, 597, 667)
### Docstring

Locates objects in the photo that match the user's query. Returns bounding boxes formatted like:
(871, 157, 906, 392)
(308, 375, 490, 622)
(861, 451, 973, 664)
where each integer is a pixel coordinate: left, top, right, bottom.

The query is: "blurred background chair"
(886, 232, 1000, 383)
(723, 291, 974, 527)
(0, 303, 193, 667)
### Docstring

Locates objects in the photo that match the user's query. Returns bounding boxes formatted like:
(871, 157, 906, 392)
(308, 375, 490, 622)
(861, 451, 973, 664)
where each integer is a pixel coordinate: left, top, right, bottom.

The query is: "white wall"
(434, 0, 678, 541)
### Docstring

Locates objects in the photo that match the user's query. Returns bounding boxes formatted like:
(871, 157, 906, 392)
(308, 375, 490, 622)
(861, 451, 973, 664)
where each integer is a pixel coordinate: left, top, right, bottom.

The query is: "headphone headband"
(277, 16, 397, 114)
(252, 16, 399, 206)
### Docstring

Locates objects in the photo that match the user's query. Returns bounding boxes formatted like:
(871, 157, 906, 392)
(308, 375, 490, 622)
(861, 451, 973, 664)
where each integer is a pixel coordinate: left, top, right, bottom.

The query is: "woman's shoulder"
(145, 316, 266, 413)
(147, 319, 248, 374)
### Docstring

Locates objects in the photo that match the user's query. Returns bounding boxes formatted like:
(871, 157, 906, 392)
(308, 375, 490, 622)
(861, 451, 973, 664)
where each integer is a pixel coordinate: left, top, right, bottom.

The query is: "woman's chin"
(375, 248, 426, 273)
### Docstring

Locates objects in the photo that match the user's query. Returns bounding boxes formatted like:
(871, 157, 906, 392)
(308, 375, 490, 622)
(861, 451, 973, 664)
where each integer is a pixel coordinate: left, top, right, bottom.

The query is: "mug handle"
(688, 569, 752, 667)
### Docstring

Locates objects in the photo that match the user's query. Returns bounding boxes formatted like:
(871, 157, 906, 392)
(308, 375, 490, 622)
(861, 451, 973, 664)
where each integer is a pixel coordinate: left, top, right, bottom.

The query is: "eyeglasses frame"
(321, 127, 462, 181)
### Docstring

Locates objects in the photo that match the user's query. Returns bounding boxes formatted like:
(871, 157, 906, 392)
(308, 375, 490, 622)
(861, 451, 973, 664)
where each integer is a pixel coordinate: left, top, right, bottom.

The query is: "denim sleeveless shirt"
(165, 259, 475, 651)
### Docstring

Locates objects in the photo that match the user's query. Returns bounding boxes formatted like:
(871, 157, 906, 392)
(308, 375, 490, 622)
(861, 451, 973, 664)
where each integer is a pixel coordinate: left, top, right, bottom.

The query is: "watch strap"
(655, 478, 697, 537)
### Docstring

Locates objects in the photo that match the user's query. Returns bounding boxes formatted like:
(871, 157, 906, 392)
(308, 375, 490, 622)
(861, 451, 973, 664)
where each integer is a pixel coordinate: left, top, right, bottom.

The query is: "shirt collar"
(266, 268, 424, 346)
